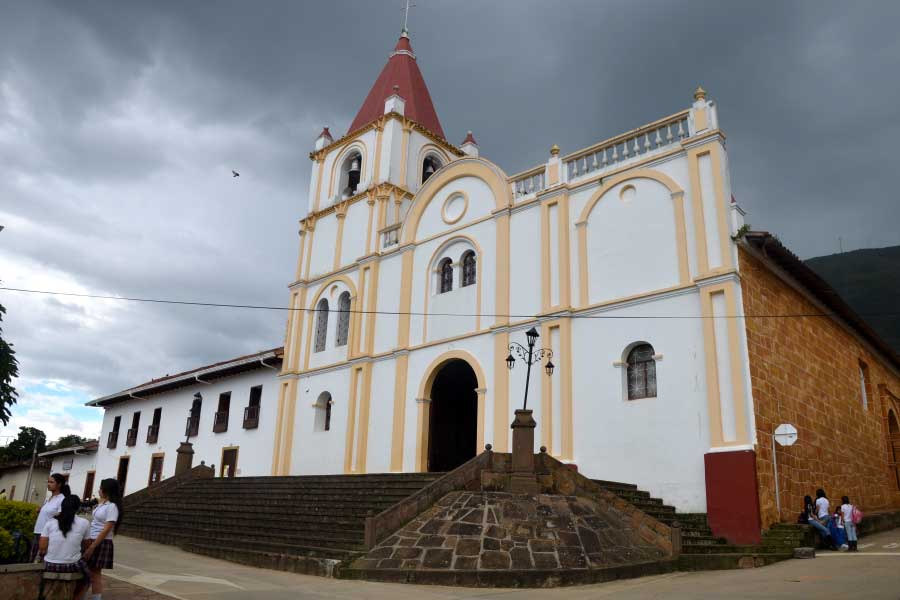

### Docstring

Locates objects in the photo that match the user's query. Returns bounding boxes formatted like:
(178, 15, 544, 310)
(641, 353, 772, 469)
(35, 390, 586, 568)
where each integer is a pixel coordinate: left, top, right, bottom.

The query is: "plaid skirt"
(86, 538, 114, 570)
(44, 559, 91, 583)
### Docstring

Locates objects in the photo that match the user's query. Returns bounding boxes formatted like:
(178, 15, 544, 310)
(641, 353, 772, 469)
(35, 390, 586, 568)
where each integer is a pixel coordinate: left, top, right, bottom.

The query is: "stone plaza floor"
(105, 528, 900, 599)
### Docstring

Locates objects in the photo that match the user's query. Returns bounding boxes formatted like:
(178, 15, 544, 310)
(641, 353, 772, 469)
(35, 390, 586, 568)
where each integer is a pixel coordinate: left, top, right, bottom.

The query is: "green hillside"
(805, 246, 900, 356)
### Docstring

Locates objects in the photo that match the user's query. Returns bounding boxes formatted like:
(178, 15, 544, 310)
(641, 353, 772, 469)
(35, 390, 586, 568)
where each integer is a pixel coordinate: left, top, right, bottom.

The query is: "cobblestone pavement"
(112, 529, 900, 599)
(104, 575, 175, 599)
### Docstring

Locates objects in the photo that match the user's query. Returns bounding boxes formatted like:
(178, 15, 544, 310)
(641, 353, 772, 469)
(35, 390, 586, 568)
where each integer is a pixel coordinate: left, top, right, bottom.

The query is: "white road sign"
(774, 423, 798, 446)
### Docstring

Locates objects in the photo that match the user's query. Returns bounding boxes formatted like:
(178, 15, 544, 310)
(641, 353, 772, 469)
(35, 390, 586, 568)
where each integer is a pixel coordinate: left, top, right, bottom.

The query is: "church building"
(89, 29, 900, 545)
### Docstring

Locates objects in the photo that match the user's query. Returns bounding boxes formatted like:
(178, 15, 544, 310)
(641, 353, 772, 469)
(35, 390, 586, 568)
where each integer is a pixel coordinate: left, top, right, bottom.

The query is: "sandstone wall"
(739, 247, 900, 528)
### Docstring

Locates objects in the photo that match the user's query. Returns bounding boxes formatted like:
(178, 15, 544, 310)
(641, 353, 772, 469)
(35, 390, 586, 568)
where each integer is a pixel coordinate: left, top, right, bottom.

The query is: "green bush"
(0, 499, 38, 534)
(0, 528, 13, 560)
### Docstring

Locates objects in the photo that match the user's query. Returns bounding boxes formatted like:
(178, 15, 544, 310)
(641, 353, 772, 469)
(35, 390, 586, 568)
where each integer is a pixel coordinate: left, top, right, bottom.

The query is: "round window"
(442, 193, 468, 224)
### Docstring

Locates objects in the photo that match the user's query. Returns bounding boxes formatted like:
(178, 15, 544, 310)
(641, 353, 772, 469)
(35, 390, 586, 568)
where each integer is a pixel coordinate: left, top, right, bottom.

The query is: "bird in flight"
(232, 170, 240, 178)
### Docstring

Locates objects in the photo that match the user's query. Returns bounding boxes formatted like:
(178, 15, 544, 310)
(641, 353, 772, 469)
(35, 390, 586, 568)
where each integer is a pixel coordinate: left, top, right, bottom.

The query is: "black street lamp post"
(506, 326, 554, 410)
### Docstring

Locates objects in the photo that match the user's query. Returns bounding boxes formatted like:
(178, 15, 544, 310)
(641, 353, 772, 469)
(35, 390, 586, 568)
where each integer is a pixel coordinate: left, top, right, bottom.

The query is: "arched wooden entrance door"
(889, 410, 900, 491)
(426, 359, 479, 472)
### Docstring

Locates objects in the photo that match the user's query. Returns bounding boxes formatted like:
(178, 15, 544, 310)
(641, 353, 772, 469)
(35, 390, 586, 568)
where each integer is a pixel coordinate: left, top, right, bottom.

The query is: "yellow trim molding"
(328, 140, 369, 201)
(402, 158, 512, 245)
(493, 332, 510, 452)
(414, 350, 488, 471)
(390, 353, 410, 471)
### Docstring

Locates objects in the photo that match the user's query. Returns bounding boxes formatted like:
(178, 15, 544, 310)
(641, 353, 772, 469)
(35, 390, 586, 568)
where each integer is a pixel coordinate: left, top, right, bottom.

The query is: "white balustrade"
(510, 168, 546, 200)
(381, 223, 401, 249)
(563, 111, 690, 182)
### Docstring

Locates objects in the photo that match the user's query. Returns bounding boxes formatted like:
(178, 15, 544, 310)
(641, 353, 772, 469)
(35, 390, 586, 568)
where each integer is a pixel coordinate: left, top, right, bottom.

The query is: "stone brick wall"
(0, 564, 41, 600)
(739, 248, 900, 528)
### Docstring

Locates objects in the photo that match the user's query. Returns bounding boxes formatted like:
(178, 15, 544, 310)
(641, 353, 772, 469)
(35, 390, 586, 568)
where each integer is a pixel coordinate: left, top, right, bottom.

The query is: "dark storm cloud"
(1, 1, 899, 434)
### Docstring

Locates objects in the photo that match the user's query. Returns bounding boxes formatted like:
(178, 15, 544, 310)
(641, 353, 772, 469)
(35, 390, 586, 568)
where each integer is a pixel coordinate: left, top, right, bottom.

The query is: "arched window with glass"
(336, 292, 351, 347)
(626, 343, 656, 400)
(439, 258, 454, 294)
(461, 250, 476, 287)
(314, 298, 329, 352)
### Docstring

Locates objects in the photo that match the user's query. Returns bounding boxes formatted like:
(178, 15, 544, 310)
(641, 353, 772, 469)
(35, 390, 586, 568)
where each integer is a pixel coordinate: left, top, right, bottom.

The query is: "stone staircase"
(592, 479, 795, 570)
(121, 473, 443, 575)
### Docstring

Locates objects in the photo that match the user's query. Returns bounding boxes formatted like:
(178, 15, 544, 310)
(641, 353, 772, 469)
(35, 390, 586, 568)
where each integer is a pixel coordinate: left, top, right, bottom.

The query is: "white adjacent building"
(87, 348, 282, 495)
(39, 441, 99, 501)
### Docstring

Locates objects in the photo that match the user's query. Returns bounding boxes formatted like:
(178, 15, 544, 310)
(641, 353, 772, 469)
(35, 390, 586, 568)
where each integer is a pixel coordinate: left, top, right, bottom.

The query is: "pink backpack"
(851, 506, 864, 525)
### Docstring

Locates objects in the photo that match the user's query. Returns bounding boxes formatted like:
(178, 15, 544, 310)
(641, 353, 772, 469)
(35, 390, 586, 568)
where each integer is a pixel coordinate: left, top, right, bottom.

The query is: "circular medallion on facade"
(441, 192, 468, 225)
(619, 184, 636, 204)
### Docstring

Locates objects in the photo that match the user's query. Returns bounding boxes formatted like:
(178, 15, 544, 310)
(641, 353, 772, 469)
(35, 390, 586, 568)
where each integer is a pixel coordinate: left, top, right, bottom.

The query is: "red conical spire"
(348, 34, 445, 138)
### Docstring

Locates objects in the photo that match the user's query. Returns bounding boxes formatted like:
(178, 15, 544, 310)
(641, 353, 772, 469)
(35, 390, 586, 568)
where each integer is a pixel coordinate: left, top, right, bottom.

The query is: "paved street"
(107, 528, 900, 600)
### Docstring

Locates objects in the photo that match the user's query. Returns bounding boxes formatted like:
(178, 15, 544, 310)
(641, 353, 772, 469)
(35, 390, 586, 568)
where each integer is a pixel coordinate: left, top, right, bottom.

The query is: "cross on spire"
(401, 0, 415, 36)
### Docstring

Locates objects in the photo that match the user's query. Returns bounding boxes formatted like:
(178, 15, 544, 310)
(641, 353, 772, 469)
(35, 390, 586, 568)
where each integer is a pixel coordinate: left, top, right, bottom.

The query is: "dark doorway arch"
(427, 359, 478, 472)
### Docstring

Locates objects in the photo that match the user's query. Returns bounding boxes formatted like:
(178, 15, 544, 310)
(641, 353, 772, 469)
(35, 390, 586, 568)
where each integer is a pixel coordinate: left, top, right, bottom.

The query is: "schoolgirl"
(83, 478, 123, 600)
(31, 473, 69, 561)
(39, 494, 91, 598)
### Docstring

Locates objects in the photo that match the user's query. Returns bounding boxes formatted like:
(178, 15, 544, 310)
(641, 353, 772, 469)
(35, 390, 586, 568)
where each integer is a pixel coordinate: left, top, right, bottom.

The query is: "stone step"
(145, 496, 404, 511)
(171, 484, 424, 496)
(680, 535, 728, 546)
(126, 508, 366, 530)
(182, 474, 443, 487)
(182, 542, 357, 576)
(682, 544, 787, 555)
(607, 489, 653, 501)
(678, 552, 792, 571)
(591, 479, 638, 492)
(125, 523, 365, 552)
(133, 506, 389, 521)
(124, 514, 366, 539)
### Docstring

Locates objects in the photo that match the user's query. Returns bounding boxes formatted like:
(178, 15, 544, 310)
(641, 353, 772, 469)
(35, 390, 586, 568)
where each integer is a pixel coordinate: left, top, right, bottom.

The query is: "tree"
(0, 300, 18, 426)
(0, 426, 46, 463)
(47, 434, 90, 451)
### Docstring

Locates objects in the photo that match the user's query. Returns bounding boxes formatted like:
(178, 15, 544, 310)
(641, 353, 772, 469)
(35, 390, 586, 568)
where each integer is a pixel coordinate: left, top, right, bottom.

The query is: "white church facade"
(269, 32, 749, 516)
(87, 30, 900, 545)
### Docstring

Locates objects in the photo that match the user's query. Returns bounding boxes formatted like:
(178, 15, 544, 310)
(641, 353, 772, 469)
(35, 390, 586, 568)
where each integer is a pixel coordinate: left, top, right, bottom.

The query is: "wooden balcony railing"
(106, 431, 118, 449)
(146, 424, 159, 444)
(125, 428, 138, 447)
(185, 416, 200, 438)
(243, 405, 260, 430)
(213, 411, 229, 433)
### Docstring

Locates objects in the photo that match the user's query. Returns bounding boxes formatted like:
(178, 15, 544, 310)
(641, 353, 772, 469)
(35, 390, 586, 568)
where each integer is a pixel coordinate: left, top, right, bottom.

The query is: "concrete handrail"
(364, 450, 493, 549)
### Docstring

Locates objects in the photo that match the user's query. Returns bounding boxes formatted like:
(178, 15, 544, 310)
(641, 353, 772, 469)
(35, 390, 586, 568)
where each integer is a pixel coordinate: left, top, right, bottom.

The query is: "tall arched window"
(422, 155, 442, 183)
(626, 343, 656, 400)
(314, 298, 329, 352)
(461, 251, 476, 287)
(339, 151, 362, 199)
(336, 292, 351, 347)
(314, 392, 332, 432)
(439, 258, 453, 293)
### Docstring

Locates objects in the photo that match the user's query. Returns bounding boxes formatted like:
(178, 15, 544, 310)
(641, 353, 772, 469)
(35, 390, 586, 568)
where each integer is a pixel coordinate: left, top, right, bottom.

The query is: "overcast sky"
(2, 0, 899, 442)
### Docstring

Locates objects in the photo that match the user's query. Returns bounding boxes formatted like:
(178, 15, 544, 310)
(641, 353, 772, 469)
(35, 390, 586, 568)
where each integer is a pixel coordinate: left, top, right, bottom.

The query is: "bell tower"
(304, 29, 466, 219)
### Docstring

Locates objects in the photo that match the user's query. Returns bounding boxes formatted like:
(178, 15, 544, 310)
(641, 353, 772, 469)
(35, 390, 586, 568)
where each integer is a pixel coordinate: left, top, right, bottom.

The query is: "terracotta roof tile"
(348, 35, 444, 138)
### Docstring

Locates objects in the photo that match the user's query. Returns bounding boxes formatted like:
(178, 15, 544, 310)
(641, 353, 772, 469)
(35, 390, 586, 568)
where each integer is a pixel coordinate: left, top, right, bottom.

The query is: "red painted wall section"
(704, 450, 762, 544)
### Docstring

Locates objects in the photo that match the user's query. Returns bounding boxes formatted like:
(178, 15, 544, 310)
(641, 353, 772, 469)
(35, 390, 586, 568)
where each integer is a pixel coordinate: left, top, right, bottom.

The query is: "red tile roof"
(348, 35, 444, 138)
